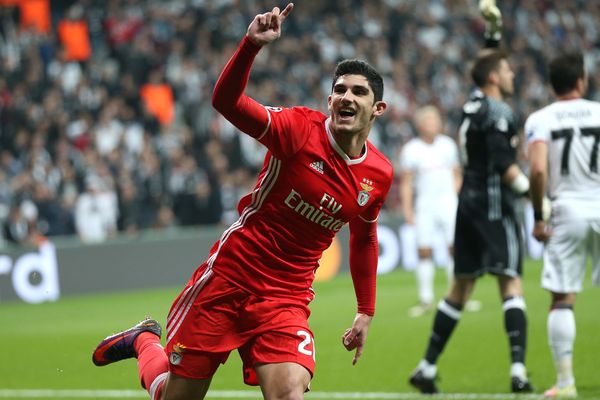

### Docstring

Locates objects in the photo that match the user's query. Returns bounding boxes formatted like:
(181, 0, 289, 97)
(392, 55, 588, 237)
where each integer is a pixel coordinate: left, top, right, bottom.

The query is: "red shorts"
(164, 265, 315, 385)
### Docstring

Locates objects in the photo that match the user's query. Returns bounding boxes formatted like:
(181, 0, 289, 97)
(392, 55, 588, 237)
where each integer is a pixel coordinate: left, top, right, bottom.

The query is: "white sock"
(418, 359, 437, 379)
(416, 258, 435, 305)
(510, 362, 527, 380)
(548, 308, 576, 388)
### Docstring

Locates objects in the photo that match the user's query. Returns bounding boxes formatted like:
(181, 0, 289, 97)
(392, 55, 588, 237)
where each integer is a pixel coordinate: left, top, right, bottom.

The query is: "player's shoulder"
(525, 104, 552, 126)
(568, 98, 600, 116)
(402, 137, 421, 152)
(281, 106, 328, 123)
(366, 142, 393, 178)
(436, 134, 456, 146)
(487, 96, 514, 120)
(462, 89, 487, 115)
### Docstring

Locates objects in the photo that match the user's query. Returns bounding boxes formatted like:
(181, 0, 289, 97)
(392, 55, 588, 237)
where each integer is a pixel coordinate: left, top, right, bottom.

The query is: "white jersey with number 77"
(525, 98, 600, 220)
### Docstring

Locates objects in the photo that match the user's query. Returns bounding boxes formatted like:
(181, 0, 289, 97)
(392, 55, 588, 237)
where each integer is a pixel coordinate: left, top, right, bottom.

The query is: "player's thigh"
(439, 197, 458, 246)
(238, 325, 315, 387)
(439, 210, 457, 247)
(543, 220, 590, 293)
(162, 373, 212, 400)
(484, 217, 521, 277)
(256, 362, 311, 399)
(453, 208, 482, 277)
(415, 210, 436, 249)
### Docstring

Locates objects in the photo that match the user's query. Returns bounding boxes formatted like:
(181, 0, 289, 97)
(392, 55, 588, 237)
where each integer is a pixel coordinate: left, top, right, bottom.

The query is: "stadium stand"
(1, 0, 599, 246)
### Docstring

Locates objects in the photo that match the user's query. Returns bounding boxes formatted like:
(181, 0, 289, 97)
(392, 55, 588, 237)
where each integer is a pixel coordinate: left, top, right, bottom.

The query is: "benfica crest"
(357, 181, 374, 206)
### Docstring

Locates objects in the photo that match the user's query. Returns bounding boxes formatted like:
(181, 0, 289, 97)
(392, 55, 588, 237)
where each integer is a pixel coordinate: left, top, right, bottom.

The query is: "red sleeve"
(212, 36, 270, 138)
(348, 217, 378, 316)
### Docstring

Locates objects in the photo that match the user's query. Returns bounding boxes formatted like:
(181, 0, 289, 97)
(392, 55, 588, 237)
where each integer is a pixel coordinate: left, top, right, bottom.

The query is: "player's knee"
(551, 292, 575, 307)
(264, 378, 307, 400)
(262, 374, 309, 400)
(418, 248, 433, 259)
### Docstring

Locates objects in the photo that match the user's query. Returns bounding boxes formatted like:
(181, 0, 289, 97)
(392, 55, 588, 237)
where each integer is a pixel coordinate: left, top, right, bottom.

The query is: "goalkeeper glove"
(479, 0, 502, 40)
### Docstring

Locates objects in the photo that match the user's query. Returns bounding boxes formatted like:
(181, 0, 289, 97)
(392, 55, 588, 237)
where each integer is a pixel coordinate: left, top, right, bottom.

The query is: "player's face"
(327, 74, 384, 135)
(497, 59, 515, 96)
(417, 110, 441, 141)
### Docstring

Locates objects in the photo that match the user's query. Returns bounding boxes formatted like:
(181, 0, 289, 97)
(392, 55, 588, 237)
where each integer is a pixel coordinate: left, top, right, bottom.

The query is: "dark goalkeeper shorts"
(453, 205, 523, 278)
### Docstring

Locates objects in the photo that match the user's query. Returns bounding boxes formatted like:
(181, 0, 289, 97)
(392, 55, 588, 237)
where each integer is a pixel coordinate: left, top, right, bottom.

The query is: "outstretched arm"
(212, 4, 294, 138)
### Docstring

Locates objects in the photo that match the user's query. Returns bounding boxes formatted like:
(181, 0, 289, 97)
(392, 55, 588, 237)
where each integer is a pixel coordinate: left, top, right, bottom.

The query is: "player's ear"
(327, 95, 333, 111)
(488, 71, 499, 86)
(373, 100, 387, 117)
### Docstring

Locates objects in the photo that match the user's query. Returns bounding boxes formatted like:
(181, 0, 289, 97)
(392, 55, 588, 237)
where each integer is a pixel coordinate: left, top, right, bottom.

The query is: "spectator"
(0, 0, 599, 247)
(74, 175, 118, 243)
(57, 5, 91, 63)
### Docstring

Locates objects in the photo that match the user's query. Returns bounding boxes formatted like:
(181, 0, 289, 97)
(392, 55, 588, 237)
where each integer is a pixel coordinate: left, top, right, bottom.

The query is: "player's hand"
(532, 221, 552, 243)
(246, 3, 294, 46)
(479, 0, 500, 21)
(342, 313, 372, 365)
(479, 0, 502, 36)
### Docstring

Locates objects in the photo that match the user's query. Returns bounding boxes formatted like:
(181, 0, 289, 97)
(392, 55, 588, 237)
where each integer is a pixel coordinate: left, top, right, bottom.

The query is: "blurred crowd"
(1, 0, 599, 246)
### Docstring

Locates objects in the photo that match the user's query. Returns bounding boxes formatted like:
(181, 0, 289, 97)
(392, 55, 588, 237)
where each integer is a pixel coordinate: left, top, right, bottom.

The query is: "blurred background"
(0, 0, 598, 247)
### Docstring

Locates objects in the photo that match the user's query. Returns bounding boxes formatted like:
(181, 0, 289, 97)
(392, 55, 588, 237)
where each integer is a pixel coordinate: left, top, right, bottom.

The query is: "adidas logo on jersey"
(310, 160, 324, 174)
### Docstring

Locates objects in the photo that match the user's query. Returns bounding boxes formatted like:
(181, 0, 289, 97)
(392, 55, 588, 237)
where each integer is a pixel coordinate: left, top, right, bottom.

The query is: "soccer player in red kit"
(92, 3, 392, 400)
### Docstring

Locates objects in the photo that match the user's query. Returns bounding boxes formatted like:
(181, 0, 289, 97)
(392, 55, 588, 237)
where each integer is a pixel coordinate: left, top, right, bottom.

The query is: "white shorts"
(415, 198, 457, 249)
(542, 219, 600, 293)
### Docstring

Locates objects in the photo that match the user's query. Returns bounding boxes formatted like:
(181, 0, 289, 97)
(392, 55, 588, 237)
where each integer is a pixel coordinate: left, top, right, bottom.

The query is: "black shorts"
(454, 205, 522, 278)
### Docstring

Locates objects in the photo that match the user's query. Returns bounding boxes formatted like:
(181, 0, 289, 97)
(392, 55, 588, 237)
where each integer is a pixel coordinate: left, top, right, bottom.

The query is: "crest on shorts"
(357, 181, 374, 206)
(169, 352, 182, 365)
(169, 343, 187, 366)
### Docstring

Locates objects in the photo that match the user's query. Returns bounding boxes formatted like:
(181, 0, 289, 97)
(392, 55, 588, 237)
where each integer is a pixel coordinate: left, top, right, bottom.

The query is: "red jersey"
(209, 37, 393, 314)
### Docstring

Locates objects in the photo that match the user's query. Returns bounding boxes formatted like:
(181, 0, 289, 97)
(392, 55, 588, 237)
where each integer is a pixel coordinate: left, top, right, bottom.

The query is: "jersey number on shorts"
(297, 330, 315, 360)
(551, 127, 600, 174)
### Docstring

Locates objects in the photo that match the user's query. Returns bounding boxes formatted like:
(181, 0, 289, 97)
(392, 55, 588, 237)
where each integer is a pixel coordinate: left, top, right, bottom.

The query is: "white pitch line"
(0, 389, 543, 399)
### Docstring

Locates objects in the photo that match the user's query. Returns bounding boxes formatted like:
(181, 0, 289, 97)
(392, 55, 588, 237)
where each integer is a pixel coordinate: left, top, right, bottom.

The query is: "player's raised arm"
(211, 4, 294, 138)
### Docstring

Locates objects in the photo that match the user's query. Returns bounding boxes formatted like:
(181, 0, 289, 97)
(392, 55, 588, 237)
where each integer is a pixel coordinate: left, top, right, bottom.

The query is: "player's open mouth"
(338, 109, 356, 121)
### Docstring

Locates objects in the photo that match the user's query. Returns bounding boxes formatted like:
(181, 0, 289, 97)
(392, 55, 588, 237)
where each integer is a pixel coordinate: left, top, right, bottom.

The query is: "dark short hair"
(332, 59, 384, 102)
(549, 52, 585, 96)
(471, 49, 508, 88)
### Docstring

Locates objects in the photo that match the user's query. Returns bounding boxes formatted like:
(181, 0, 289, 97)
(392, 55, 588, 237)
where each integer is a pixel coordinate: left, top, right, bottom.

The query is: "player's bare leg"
(256, 362, 311, 400)
(446, 247, 481, 312)
(497, 276, 532, 392)
(161, 374, 212, 400)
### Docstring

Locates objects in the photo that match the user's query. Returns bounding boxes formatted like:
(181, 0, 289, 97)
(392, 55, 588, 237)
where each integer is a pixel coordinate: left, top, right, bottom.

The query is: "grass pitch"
(1, 258, 599, 399)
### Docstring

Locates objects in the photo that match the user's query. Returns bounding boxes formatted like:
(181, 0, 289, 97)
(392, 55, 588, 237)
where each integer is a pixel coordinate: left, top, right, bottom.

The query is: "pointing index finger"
(280, 3, 294, 21)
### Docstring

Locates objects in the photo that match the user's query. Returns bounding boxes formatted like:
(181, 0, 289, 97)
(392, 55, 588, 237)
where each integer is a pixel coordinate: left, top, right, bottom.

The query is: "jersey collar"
(325, 118, 368, 165)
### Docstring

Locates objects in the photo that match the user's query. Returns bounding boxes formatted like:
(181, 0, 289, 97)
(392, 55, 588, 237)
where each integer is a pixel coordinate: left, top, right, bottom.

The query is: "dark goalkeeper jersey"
(457, 89, 520, 221)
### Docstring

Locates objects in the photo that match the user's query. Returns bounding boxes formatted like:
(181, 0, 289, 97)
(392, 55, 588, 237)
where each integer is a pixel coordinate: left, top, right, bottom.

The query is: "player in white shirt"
(399, 105, 462, 317)
(526, 52, 600, 399)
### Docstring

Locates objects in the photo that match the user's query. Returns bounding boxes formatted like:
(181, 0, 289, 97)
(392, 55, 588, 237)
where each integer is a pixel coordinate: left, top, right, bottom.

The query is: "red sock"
(134, 332, 169, 399)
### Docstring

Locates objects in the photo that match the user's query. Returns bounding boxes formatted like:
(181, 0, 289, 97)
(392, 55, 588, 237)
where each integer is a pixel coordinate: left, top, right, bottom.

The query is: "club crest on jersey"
(357, 180, 374, 206)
